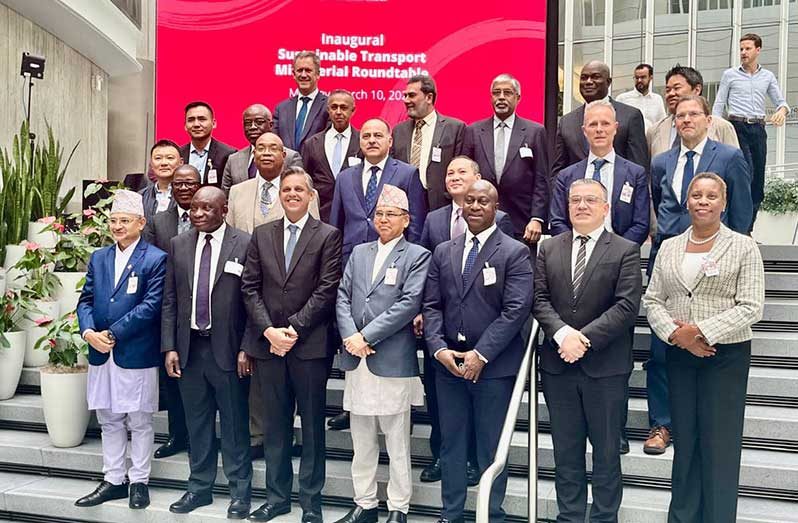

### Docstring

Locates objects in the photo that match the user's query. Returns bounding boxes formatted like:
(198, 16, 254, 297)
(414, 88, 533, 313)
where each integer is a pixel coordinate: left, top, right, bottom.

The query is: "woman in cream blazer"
(643, 172, 764, 523)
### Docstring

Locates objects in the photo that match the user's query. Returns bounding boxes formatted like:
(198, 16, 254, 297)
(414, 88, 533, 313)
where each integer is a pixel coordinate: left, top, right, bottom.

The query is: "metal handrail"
(476, 318, 540, 523)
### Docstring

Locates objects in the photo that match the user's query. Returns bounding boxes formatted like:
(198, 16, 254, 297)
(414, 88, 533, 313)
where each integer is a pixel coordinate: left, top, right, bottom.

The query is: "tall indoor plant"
(0, 121, 36, 273)
(0, 289, 35, 400)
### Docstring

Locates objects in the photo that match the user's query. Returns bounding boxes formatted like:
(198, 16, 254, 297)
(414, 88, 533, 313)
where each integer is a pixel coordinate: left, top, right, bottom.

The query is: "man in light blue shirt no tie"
(712, 32, 790, 231)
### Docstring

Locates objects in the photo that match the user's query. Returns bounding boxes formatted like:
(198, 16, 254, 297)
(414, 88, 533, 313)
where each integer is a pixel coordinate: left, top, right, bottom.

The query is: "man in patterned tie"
(533, 178, 642, 522)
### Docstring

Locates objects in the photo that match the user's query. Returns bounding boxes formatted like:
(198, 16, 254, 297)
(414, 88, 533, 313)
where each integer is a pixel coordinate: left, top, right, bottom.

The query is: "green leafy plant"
(0, 289, 36, 348)
(760, 177, 798, 215)
(31, 122, 79, 221)
(80, 181, 123, 249)
(34, 312, 87, 368)
(42, 219, 91, 274)
(13, 241, 59, 300)
(0, 121, 37, 258)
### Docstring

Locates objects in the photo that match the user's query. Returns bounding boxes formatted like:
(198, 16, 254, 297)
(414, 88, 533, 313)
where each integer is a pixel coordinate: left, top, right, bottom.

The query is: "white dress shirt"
(178, 206, 190, 222)
(615, 88, 667, 130)
(552, 225, 606, 347)
(361, 157, 389, 195)
(493, 113, 515, 167)
(295, 88, 319, 122)
(372, 236, 402, 283)
(154, 185, 173, 213)
(412, 111, 438, 189)
(461, 224, 497, 272)
(191, 222, 227, 329)
(585, 149, 616, 233)
(324, 125, 352, 175)
(257, 174, 280, 206)
(283, 213, 310, 252)
(114, 238, 141, 287)
(673, 136, 708, 204)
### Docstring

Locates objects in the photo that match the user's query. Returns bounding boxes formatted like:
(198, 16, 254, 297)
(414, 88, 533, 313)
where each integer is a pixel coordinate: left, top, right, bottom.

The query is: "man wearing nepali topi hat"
(75, 189, 168, 511)
(334, 184, 431, 523)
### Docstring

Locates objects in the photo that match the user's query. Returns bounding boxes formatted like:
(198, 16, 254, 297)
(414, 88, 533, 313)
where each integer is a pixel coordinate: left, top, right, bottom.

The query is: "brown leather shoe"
(643, 426, 671, 455)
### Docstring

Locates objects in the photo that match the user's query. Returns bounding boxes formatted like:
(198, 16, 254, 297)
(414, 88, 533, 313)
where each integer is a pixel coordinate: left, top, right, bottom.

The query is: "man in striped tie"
(533, 178, 643, 522)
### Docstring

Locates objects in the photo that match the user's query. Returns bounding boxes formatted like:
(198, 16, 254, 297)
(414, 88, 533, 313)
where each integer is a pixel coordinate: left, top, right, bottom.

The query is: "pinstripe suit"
(643, 224, 764, 522)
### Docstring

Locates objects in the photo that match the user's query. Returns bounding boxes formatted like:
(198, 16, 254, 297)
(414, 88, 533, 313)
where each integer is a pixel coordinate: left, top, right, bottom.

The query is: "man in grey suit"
(335, 184, 431, 523)
(553, 62, 649, 178)
(221, 104, 303, 196)
(392, 75, 465, 211)
(161, 187, 253, 519)
(534, 179, 643, 522)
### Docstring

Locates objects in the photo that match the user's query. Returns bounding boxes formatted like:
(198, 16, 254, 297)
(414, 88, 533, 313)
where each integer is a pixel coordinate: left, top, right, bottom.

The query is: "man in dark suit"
(161, 187, 252, 519)
(550, 100, 650, 245)
(273, 51, 329, 151)
(392, 75, 465, 211)
(330, 117, 428, 267)
(534, 178, 643, 522)
(139, 139, 181, 224)
(302, 89, 361, 222)
(416, 156, 514, 485)
(553, 62, 649, 178)
(645, 94, 752, 455)
(142, 164, 201, 459)
(241, 168, 342, 523)
(463, 73, 550, 251)
(423, 180, 533, 523)
(179, 101, 236, 188)
(221, 104, 303, 196)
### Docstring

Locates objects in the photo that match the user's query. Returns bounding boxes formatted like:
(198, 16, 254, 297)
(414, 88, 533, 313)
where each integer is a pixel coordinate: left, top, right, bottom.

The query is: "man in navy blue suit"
(76, 190, 167, 511)
(550, 100, 650, 246)
(423, 180, 533, 523)
(273, 51, 329, 151)
(330, 117, 428, 267)
(644, 94, 752, 455)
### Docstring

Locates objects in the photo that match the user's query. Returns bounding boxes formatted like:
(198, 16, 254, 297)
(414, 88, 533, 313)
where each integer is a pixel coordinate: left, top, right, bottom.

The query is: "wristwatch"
(106, 330, 116, 343)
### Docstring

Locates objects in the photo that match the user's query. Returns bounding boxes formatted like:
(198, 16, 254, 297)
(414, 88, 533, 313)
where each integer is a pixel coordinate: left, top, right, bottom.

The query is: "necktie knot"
(336, 133, 344, 141)
(205, 234, 213, 243)
(592, 158, 607, 170)
(471, 236, 480, 248)
(181, 212, 189, 222)
(685, 150, 697, 160)
(577, 235, 589, 245)
(300, 96, 311, 104)
(415, 119, 425, 130)
(371, 165, 380, 176)
(497, 121, 506, 130)
(288, 224, 298, 235)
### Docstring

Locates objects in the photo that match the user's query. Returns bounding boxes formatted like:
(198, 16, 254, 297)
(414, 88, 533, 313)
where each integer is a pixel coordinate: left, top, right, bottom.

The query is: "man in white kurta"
(335, 185, 431, 523)
(76, 190, 167, 510)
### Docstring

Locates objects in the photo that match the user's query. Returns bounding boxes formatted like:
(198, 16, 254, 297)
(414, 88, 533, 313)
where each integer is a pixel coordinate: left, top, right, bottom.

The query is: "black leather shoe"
(75, 481, 129, 507)
(129, 483, 150, 509)
(327, 411, 350, 431)
(620, 434, 630, 455)
(302, 510, 324, 523)
(466, 461, 480, 487)
(386, 511, 406, 523)
(169, 492, 213, 514)
(228, 498, 251, 519)
(420, 459, 441, 482)
(333, 506, 378, 523)
(435, 518, 464, 523)
(154, 436, 189, 458)
(248, 502, 291, 521)
(250, 444, 265, 460)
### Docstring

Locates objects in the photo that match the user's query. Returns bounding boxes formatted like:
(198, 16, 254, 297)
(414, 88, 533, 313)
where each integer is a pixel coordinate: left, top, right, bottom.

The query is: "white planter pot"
(27, 221, 57, 249)
(753, 212, 798, 245)
(0, 331, 27, 400)
(23, 300, 60, 368)
(3, 244, 26, 290)
(54, 272, 86, 315)
(0, 268, 6, 296)
(40, 366, 90, 447)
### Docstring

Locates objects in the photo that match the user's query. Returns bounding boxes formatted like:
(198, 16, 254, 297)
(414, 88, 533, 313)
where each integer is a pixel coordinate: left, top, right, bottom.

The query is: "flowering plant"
(79, 181, 123, 248)
(12, 241, 59, 300)
(41, 218, 91, 274)
(0, 289, 36, 348)
(34, 312, 87, 367)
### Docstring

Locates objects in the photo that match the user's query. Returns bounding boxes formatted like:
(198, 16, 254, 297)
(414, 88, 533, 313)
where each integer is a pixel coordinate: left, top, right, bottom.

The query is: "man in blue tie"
(645, 94, 752, 455)
(272, 52, 330, 151)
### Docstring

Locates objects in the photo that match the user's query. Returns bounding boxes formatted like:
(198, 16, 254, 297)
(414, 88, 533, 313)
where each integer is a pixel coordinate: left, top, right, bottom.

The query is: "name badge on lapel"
(702, 257, 719, 277)
(348, 156, 362, 167)
(224, 258, 244, 277)
(127, 273, 138, 294)
(620, 182, 634, 204)
(519, 146, 534, 159)
(431, 147, 442, 163)
(482, 263, 496, 286)
(384, 265, 398, 286)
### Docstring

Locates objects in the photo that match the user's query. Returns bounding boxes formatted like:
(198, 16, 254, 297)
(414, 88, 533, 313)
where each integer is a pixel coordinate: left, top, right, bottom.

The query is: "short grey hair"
(583, 99, 617, 123)
(293, 51, 320, 73)
(569, 178, 608, 199)
(491, 73, 521, 96)
(280, 166, 315, 192)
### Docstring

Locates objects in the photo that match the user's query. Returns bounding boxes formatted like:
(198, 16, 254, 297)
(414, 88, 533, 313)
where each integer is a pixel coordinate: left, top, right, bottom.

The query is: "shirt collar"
(587, 148, 616, 164)
(421, 110, 437, 127)
(572, 224, 605, 242)
(680, 135, 709, 157)
(200, 222, 227, 244)
(494, 112, 516, 130)
(284, 212, 310, 231)
(326, 125, 352, 140)
(377, 235, 402, 252)
(364, 156, 389, 173)
(465, 223, 498, 248)
(299, 89, 319, 103)
(257, 172, 279, 191)
(155, 184, 172, 196)
(190, 141, 210, 156)
(177, 206, 190, 219)
(116, 237, 141, 256)
(738, 64, 762, 75)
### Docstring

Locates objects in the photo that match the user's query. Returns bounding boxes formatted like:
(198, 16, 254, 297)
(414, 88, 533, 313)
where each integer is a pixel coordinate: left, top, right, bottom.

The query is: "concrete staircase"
(0, 245, 796, 522)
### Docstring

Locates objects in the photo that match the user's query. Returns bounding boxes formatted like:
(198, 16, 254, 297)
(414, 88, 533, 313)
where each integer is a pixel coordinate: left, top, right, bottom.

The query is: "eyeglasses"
(171, 181, 200, 189)
(491, 89, 517, 97)
(109, 217, 137, 226)
(568, 195, 606, 206)
(675, 111, 706, 121)
(374, 211, 407, 219)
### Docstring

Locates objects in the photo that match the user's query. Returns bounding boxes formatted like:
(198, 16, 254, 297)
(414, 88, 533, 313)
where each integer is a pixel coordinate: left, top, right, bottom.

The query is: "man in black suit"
(273, 52, 330, 151)
(142, 164, 201, 459)
(463, 73, 550, 251)
(241, 167, 343, 523)
(161, 186, 252, 519)
(553, 62, 649, 178)
(301, 89, 361, 222)
(179, 101, 236, 188)
(533, 178, 643, 522)
(392, 75, 465, 211)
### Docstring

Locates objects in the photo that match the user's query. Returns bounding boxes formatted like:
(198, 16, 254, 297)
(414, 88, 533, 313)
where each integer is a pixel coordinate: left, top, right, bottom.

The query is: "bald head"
(243, 104, 274, 145)
(580, 61, 612, 102)
(463, 180, 499, 234)
(254, 132, 286, 180)
(190, 186, 228, 233)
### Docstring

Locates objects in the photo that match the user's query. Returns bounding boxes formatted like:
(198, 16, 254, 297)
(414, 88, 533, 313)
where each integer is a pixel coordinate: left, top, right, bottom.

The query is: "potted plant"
(80, 181, 120, 250)
(753, 177, 798, 245)
(0, 289, 35, 400)
(13, 242, 60, 367)
(35, 312, 90, 448)
(0, 121, 36, 278)
(45, 220, 90, 315)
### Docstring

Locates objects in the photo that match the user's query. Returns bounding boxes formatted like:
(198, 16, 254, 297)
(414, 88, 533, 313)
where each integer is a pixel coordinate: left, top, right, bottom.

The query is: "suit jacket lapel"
(368, 238, 406, 295)
(611, 160, 627, 227)
(183, 230, 199, 294)
(212, 227, 236, 288)
(463, 230, 501, 296)
(450, 235, 466, 297)
(695, 139, 717, 174)
(664, 148, 680, 202)
(301, 97, 324, 143)
(111, 241, 147, 297)
(478, 121, 496, 178)
(689, 226, 733, 291)
(271, 221, 287, 282)
(285, 218, 319, 281)
(503, 119, 525, 175)
(574, 230, 610, 304)
(577, 106, 589, 154)
(368, 160, 397, 215)
(428, 118, 445, 163)
(345, 130, 360, 170)
(559, 232, 574, 302)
